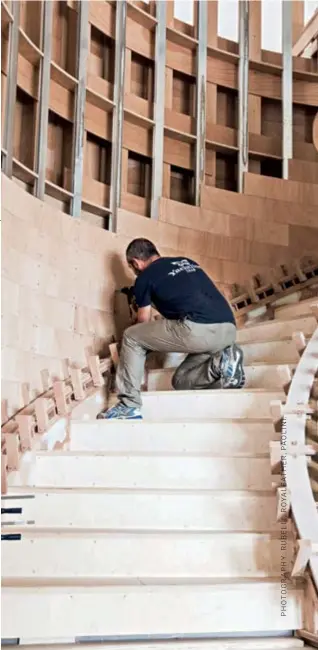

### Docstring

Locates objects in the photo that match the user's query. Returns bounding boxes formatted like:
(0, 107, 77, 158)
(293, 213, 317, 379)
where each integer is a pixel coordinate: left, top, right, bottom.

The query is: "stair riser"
(2, 534, 293, 582)
(69, 421, 278, 455)
(2, 493, 279, 532)
(156, 342, 299, 370)
(2, 584, 303, 637)
(9, 456, 273, 490)
(237, 316, 316, 343)
(9, 641, 306, 650)
(275, 300, 317, 321)
(141, 391, 283, 421)
(146, 366, 289, 391)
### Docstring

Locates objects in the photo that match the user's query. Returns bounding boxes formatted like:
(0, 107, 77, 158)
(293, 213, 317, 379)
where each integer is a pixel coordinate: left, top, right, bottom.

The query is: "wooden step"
(146, 365, 291, 391)
(237, 316, 316, 343)
(2, 532, 293, 583)
(149, 341, 300, 372)
(1, 582, 303, 638)
(69, 420, 278, 455)
(9, 453, 273, 490)
(70, 390, 284, 422)
(140, 390, 284, 421)
(11, 640, 306, 650)
(1, 490, 279, 532)
(274, 299, 317, 321)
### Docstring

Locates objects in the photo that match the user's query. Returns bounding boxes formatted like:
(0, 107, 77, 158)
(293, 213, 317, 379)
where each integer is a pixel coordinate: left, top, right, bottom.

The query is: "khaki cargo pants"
(117, 318, 236, 409)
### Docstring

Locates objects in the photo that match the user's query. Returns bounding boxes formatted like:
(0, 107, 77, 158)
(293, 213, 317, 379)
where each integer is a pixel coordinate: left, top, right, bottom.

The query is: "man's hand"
(137, 306, 152, 323)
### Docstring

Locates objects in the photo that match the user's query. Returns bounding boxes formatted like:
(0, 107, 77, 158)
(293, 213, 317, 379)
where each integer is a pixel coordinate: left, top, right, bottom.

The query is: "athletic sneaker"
(97, 402, 142, 420)
(220, 344, 245, 389)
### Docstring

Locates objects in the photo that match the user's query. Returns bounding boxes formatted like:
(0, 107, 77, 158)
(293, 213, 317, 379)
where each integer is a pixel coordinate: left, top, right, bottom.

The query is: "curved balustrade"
(284, 320, 318, 590)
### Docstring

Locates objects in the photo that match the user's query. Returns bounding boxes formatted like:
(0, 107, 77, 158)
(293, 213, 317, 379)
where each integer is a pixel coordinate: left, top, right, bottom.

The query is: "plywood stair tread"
(2, 582, 304, 637)
(1, 489, 281, 532)
(7, 454, 275, 490)
(2, 530, 294, 583)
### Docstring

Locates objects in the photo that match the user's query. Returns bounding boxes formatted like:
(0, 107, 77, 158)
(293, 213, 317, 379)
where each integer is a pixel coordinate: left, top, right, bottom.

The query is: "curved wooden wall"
(1, 0, 318, 216)
(1, 0, 318, 417)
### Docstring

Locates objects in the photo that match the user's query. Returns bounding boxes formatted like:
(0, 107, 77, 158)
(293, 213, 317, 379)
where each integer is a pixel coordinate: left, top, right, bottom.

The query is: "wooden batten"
(15, 414, 33, 451)
(1, 453, 8, 494)
(34, 397, 50, 434)
(53, 380, 69, 416)
(70, 367, 86, 401)
(4, 432, 20, 471)
(88, 355, 104, 387)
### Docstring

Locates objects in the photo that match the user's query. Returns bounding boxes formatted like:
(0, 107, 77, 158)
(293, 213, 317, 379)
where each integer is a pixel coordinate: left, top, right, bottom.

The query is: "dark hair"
(126, 238, 160, 262)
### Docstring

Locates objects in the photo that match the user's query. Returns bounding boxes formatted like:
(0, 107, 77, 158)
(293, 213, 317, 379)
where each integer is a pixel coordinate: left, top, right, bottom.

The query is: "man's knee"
(171, 368, 188, 390)
(122, 323, 142, 346)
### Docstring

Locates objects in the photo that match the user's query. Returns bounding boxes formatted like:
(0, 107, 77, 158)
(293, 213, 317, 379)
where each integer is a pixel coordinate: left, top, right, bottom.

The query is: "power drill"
(119, 286, 138, 320)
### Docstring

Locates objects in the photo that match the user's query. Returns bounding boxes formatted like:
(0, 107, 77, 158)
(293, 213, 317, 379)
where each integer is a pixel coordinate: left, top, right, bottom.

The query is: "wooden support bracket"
(270, 439, 317, 474)
(311, 302, 318, 322)
(53, 380, 69, 416)
(15, 414, 34, 451)
(292, 331, 307, 355)
(292, 260, 307, 283)
(271, 400, 315, 421)
(70, 366, 86, 401)
(277, 365, 292, 394)
(35, 397, 50, 434)
(4, 432, 20, 471)
(292, 539, 318, 577)
(270, 400, 284, 432)
(1, 453, 8, 494)
(88, 355, 104, 387)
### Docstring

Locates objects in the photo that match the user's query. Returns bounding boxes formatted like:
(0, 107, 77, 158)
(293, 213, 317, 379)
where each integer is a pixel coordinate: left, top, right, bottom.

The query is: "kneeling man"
(98, 238, 245, 420)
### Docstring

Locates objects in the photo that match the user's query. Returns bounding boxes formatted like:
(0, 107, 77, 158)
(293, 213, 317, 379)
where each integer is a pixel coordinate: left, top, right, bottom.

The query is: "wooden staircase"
(2, 298, 318, 648)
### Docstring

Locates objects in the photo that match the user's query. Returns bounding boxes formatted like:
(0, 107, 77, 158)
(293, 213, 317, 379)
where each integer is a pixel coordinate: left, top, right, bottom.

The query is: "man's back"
(134, 256, 235, 325)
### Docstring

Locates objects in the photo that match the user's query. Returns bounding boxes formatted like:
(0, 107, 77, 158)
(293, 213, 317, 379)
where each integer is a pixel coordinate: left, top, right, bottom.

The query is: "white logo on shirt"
(168, 259, 199, 277)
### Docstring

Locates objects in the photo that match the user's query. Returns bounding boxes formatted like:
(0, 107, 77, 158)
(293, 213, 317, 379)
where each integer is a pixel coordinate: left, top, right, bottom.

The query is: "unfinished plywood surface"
(2, 0, 318, 417)
(1, 582, 303, 638)
(244, 172, 318, 206)
(0, 490, 280, 532)
(2, 532, 293, 581)
(69, 419, 278, 454)
(10, 452, 273, 489)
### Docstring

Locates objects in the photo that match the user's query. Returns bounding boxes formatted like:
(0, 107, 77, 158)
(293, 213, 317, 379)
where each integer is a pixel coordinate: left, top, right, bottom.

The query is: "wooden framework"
(1, 353, 111, 490)
(1, 0, 317, 223)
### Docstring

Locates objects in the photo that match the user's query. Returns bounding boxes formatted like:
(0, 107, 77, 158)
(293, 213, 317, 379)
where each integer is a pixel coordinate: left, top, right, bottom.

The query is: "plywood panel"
(17, 55, 39, 99)
(244, 171, 318, 205)
(49, 80, 74, 122)
(89, 1, 115, 39)
(163, 136, 193, 170)
(123, 120, 152, 156)
(166, 39, 196, 77)
(126, 17, 154, 60)
(13, 90, 36, 170)
(249, 69, 281, 100)
(288, 159, 318, 183)
(125, 92, 152, 119)
(207, 55, 237, 89)
(85, 102, 112, 140)
(201, 184, 318, 228)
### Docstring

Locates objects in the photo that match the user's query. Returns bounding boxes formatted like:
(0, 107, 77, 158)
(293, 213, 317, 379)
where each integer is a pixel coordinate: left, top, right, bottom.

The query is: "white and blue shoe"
(220, 344, 245, 389)
(97, 402, 142, 420)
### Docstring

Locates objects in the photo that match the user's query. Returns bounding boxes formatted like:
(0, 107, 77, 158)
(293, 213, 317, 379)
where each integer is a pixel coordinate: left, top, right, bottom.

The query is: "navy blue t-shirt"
(134, 257, 235, 325)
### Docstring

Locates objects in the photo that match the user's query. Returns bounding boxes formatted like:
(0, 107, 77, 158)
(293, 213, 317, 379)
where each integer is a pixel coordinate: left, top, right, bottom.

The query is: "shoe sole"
(221, 345, 244, 389)
(97, 413, 143, 420)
